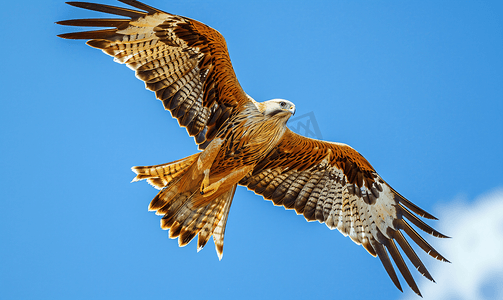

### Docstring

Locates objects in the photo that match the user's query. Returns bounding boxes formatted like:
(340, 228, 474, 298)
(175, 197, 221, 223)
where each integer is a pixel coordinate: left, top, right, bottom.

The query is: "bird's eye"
(280, 101, 286, 107)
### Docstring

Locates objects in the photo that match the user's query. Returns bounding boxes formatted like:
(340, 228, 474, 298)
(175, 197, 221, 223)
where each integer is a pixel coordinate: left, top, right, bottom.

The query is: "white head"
(259, 99, 296, 118)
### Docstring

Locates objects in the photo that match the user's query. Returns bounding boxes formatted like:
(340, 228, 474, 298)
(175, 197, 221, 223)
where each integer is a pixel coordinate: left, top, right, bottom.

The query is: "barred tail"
(157, 184, 237, 259)
(131, 152, 237, 259)
(131, 153, 200, 189)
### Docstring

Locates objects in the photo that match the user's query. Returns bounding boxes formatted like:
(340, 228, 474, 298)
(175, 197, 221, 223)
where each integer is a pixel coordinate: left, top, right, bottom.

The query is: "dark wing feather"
(240, 129, 449, 296)
(66, 1, 147, 18)
(57, 1, 250, 149)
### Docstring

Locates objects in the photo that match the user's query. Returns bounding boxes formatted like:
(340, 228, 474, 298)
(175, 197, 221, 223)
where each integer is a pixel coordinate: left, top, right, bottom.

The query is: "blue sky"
(1, 0, 502, 299)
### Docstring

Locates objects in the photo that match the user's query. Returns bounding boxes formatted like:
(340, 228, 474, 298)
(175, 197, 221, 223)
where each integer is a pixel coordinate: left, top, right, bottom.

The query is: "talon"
(201, 180, 222, 197)
(200, 169, 210, 194)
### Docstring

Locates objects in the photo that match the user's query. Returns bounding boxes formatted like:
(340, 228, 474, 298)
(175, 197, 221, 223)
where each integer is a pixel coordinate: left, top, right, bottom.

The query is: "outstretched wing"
(57, 0, 250, 149)
(239, 129, 449, 296)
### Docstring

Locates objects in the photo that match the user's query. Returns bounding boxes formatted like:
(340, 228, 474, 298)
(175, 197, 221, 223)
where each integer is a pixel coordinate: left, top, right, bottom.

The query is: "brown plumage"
(57, 1, 449, 296)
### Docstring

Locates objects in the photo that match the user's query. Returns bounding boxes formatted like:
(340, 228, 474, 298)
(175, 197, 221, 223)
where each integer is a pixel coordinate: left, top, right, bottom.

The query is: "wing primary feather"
(371, 240, 403, 293)
(393, 230, 435, 282)
(393, 190, 437, 220)
(398, 220, 450, 263)
(58, 28, 119, 40)
(66, 2, 147, 18)
(56, 18, 130, 28)
(386, 238, 422, 296)
(398, 204, 449, 238)
(118, 0, 168, 14)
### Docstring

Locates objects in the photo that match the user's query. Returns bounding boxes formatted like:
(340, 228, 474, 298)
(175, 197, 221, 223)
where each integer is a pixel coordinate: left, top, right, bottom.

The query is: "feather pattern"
(157, 183, 236, 259)
(57, 0, 250, 149)
(241, 129, 450, 296)
(58, 1, 448, 296)
(131, 153, 199, 189)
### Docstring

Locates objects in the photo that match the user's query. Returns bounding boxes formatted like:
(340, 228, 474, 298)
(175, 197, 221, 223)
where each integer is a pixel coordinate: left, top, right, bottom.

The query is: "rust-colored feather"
(57, 0, 251, 149)
(241, 128, 449, 297)
(58, 2, 448, 296)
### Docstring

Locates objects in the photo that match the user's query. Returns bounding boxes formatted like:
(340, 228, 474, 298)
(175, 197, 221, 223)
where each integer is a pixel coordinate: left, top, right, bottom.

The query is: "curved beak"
(289, 105, 296, 116)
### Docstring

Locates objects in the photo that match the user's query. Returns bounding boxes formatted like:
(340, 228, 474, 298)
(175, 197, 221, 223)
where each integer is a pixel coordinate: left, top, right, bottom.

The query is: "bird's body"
(211, 100, 293, 175)
(58, 1, 449, 296)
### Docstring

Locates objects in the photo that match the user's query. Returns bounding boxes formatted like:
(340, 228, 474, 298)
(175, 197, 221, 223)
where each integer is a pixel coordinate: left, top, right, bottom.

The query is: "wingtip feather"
(372, 240, 403, 293)
(387, 239, 422, 296)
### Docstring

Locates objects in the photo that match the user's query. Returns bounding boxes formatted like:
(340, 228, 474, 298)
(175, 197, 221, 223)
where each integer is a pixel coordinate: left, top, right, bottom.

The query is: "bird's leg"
(200, 169, 211, 195)
(184, 137, 223, 195)
(200, 165, 253, 197)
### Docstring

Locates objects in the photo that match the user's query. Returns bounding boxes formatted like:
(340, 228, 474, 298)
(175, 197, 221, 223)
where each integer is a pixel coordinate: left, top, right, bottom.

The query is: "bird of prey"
(57, 0, 449, 296)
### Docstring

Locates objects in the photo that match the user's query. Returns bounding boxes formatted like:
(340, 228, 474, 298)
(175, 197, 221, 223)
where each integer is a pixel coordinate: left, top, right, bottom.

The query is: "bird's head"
(259, 99, 296, 118)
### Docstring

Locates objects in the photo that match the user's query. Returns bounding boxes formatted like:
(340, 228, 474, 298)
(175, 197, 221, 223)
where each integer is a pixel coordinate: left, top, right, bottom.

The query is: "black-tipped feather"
(372, 240, 403, 292)
(393, 230, 435, 282)
(56, 18, 130, 28)
(58, 28, 118, 39)
(398, 220, 450, 262)
(178, 208, 207, 246)
(399, 204, 449, 238)
(197, 228, 211, 250)
(387, 239, 421, 296)
(66, 1, 146, 18)
(169, 221, 183, 238)
(118, 0, 167, 14)
(394, 190, 437, 220)
(179, 228, 197, 246)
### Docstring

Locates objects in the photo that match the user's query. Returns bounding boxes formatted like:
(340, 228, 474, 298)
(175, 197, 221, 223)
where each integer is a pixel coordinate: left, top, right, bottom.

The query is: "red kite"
(58, 1, 449, 296)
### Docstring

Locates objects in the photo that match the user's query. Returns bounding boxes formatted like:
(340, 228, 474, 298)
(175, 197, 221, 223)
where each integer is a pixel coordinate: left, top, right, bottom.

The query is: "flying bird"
(57, 0, 449, 296)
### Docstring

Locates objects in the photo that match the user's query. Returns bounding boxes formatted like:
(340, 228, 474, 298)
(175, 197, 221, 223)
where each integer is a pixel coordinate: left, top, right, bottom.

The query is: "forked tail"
(131, 153, 237, 259)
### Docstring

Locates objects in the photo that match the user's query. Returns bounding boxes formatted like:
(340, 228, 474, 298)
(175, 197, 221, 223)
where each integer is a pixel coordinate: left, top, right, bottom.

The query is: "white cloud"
(402, 188, 503, 300)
